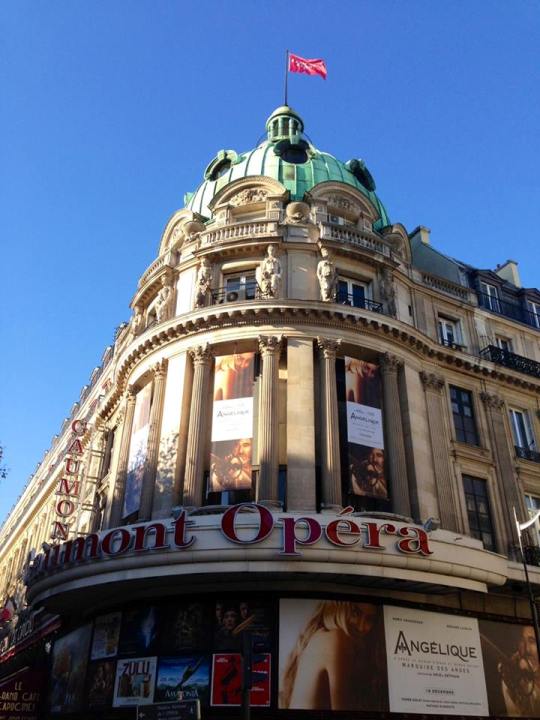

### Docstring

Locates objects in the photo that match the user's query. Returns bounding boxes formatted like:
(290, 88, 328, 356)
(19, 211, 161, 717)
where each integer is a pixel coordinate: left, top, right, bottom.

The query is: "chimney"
(495, 259, 521, 288)
(409, 226, 431, 245)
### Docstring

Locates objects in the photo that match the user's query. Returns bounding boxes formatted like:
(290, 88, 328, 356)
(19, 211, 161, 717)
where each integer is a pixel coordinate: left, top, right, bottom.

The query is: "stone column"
(420, 372, 461, 532)
(108, 387, 137, 527)
(287, 338, 316, 510)
(257, 336, 282, 503)
(138, 359, 168, 521)
(380, 353, 411, 518)
(182, 345, 213, 506)
(481, 392, 526, 553)
(318, 338, 342, 508)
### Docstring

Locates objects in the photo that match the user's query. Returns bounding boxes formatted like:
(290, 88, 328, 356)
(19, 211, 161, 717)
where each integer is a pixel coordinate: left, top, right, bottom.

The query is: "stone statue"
(256, 245, 282, 298)
(131, 305, 145, 337)
(194, 258, 213, 308)
(380, 266, 397, 317)
(155, 275, 173, 323)
(317, 246, 338, 302)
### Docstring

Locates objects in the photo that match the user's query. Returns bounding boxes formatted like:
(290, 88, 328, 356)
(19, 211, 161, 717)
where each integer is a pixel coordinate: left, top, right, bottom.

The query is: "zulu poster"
(479, 619, 540, 717)
(384, 605, 488, 715)
(123, 382, 152, 517)
(155, 656, 210, 704)
(210, 352, 255, 492)
(278, 598, 387, 711)
(113, 656, 157, 707)
(344, 357, 387, 498)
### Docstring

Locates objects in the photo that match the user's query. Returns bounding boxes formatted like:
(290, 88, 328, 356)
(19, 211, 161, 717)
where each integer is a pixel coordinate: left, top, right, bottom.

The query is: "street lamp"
(514, 506, 540, 663)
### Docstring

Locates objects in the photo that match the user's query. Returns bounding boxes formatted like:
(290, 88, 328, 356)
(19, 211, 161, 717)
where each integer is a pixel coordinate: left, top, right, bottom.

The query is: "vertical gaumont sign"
(51, 419, 87, 541)
(345, 357, 387, 499)
(26, 504, 432, 584)
(209, 353, 255, 493)
(123, 383, 153, 518)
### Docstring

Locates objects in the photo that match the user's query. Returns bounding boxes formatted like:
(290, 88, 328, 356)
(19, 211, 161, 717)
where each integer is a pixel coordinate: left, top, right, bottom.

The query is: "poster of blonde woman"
(210, 352, 255, 492)
(344, 357, 387, 499)
(279, 599, 388, 711)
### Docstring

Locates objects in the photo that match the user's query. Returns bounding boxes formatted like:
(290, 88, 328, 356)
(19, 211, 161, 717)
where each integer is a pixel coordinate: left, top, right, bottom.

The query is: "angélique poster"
(87, 660, 116, 707)
(344, 357, 387, 499)
(113, 656, 157, 707)
(155, 656, 210, 704)
(384, 605, 488, 716)
(123, 382, 152, 517)
(49, 624, 93, 713)
(209, 353, 255, 492)
(91, 611, 121, 659)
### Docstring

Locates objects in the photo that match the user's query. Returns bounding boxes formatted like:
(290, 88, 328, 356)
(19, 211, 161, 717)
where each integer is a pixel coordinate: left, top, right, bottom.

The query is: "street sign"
(136, 700, 200, 720)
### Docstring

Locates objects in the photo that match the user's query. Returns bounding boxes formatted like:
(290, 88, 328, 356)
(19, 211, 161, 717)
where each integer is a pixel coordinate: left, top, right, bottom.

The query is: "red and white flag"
(288, 52, 327, 79)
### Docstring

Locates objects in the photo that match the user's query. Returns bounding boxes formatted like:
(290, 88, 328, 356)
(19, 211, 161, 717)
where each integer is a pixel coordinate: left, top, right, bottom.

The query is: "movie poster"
(87, 660, 116, 707)
(344, 357, 387, 498)
(211, 654, 242, 706)
(119, 606, 159, 656)
(49, 624, 93, 713)
(123, 382, 152, 517)
(91, 611, 121, 659)
(384, 605, 488, 715)
(278, 599, 387, 711)
(113, 656, 157, 707)
(155, 656, 210, 703)
(213, 599, 271, 654)
(159, 602, 209, 655)
(209, 353, 255, 492)
(480, 620, 540, 716)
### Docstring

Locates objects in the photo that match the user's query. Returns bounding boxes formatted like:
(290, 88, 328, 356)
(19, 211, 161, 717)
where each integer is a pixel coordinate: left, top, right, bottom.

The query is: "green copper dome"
(185, 106, 390, 230)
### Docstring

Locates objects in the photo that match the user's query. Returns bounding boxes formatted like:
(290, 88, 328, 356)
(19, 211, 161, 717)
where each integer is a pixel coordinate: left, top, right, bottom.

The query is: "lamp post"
(514, 506, 540, 663)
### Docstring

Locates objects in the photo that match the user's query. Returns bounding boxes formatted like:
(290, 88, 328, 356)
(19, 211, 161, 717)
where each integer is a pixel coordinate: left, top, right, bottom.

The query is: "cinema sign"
(26, 503, 432, 585)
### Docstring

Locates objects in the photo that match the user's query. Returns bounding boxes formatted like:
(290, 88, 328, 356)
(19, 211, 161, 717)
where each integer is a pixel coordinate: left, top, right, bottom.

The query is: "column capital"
(317, 337, 341, 359)
(188, 344, 213, 366)
(380, 352, 403, 374)
(152, 358, 168, 379)
(480, 391, 505, 410)
(258, 335, 283, 355)
(126, 385, 138, 402)
(420, 371, 445, 392)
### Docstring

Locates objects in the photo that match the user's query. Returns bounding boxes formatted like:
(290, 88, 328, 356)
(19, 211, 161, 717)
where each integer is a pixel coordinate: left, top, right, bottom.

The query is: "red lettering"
(134, 523, 169, 552)
(64, 457, 80, 475)
(397, 526, 433, 555)
(55, 499, 75, 517)
(325, 519, 361, 547)
(101, 528, 131, 555)
(62, 534, 100, 564)
(281, 517, 322, 556)
(66, 438, 83, 455)
(56, 478, 80, 496)
(173, 512, 195, 548)
(221, 503, 274, 544)
(71, 419, 86, 436)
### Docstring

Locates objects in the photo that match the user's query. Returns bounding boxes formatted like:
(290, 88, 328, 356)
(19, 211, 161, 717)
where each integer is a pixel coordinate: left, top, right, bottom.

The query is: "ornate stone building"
(1, 105, 540, 718)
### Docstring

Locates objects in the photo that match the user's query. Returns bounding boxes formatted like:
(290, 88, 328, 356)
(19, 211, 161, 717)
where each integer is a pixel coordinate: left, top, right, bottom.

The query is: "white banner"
(211, 397, 254, 442)
(346, 401, 383, 448)
(384, 605, 489, 716)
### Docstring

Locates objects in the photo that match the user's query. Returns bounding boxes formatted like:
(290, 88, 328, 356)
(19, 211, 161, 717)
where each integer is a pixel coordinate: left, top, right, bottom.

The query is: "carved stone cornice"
(188, 344, 213, 366)
(380, 352, 403, 374)
(480, 392, 505, 410)
(258, 335, 283, 355)
(420, 371, 445, 392)
(317, 337, 341, 359)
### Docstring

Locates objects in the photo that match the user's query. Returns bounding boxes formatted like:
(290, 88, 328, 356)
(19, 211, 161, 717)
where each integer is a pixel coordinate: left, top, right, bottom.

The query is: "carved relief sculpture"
(155, 275, 174, 323)
(380, 266, 397, 317)
(130, 305, 145, 337)
(194, 258, 213, 308)
(285, 201, 310, 225)
(256, 244, 282, 299)
(230, 188, 268, 206)
(317, 246, 338, 302)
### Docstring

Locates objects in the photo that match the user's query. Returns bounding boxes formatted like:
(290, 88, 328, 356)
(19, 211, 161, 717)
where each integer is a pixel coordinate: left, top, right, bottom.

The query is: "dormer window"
(480, 282, 500, 313)
(209, 160, 232, 181)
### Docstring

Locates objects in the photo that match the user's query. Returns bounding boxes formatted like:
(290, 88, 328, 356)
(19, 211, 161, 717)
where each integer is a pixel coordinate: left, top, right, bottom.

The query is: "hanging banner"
(210, 353, 255, 492)
(123, 383, 153, 517)
(384, 605, 488, 716)
(344, 357, 387, 498)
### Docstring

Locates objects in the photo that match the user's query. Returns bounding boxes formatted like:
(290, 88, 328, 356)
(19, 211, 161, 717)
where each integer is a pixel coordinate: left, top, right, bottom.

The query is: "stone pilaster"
(79, 424, 107, 531)
(108, 387, 137, 527)
(380, 353, 411, 517)
(420, 371, 461, 532)
(138, 359, 168, 521)
(182, 345, 213, 506)
(318, 338, 342, 508)
(481, 391, 526, 553)
(257, 335, 282, 503)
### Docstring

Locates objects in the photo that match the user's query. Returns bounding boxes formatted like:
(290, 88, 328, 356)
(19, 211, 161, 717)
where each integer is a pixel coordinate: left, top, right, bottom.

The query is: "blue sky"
(1, 0, 539, 522)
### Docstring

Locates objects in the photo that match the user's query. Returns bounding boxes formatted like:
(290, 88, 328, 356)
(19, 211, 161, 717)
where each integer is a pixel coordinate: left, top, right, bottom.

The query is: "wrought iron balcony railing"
(336, 291, 383, 313)
(210, 282, 261, 304)
(477, 291, 540, 329)
(515, 446, 540, 463)
(439, 337, 465, 351)
(480, 345, 540, 380)
(524, 545, 540, 566)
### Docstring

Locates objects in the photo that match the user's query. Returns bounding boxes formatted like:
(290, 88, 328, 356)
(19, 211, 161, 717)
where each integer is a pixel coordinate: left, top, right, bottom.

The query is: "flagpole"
(284, 49, 289, 106)
(514, 506, 540, 664)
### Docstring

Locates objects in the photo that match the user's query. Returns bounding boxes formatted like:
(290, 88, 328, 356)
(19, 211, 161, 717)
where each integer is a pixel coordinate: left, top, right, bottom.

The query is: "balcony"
(477, 291, 540, 330)
(515, 446, 540, 463)
(480, 345, 540, 380)
(439, 337, 465, 352)
(336, 290, 383, 313)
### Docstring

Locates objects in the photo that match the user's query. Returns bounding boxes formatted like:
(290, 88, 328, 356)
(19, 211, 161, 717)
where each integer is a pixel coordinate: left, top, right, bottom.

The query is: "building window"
(450, 386, 479, 445)
(337, 278, 370, 309)
(528, 301, 540, 329)
(222, 272, 257, 302)
(525, 495, 540, 542)
(463, 476, 495, 551)
(480, 281, 500, 312)
(510, 408, 535, 452)
(495, 336, 513, 353)
(438, 317, 463, 349)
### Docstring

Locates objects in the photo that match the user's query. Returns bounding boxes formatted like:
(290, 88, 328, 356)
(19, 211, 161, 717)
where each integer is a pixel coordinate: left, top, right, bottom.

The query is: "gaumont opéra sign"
(26, 503, 432, 585)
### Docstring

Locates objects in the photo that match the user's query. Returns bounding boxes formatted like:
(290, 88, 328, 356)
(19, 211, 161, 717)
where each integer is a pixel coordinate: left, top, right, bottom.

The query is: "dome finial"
(266, 105, 305, 144)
